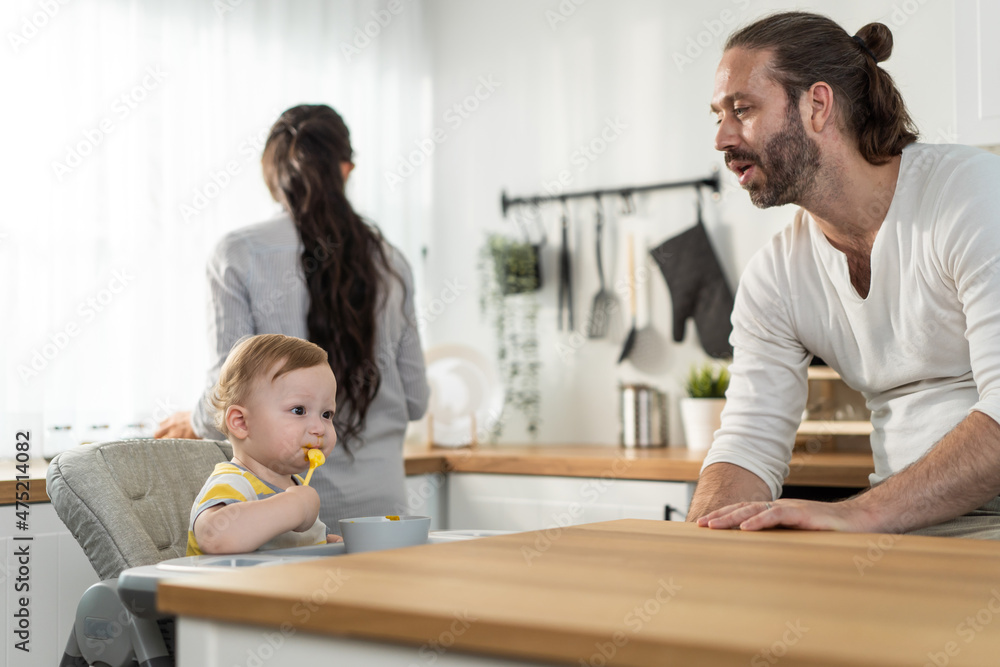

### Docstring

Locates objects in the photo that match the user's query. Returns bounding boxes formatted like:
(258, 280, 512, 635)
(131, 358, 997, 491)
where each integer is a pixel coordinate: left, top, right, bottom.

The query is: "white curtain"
(0, 0, 432, 457)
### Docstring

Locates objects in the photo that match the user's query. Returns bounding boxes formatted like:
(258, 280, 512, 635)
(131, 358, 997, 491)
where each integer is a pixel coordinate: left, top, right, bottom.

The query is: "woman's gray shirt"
(192, 214, 429, 530)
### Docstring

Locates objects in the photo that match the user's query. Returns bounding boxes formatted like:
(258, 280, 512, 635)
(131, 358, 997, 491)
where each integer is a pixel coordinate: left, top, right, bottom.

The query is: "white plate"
(425, 344, 505, 446)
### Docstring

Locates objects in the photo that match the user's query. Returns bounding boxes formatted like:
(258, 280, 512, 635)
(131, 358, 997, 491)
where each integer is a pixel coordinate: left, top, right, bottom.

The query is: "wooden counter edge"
(0, 447, 874, 505)
(444, 451, 704, 482)
(418, 446, 874, 488)
(156, 558, 753, 667)
(0, 478, 47, 505)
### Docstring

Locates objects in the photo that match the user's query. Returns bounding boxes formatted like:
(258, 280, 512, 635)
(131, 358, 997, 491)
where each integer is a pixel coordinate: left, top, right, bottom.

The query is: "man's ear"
(806, 81, 835, 133)
(226, 405, 250, 439)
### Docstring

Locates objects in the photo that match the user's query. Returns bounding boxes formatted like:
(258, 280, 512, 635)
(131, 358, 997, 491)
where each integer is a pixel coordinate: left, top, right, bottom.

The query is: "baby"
(187, 334, 340, 555)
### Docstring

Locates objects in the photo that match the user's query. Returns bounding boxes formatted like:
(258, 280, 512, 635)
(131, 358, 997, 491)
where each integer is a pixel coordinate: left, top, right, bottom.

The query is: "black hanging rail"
(500, 168, 721, 217)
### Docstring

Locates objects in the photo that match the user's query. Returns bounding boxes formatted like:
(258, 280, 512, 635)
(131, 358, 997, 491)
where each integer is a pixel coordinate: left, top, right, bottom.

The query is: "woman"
(156, 104, 429, 529)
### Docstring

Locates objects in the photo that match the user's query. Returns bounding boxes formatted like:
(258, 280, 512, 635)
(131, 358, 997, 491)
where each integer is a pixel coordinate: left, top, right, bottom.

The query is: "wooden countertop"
(1, 445, 873, 504)
(159, 519, 1000, 666)
(404, 443, 875, 488)
(0, 459, 49, 505)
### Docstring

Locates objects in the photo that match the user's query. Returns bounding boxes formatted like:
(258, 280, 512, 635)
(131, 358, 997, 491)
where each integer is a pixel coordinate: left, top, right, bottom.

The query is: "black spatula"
(617, 234, 637, 364)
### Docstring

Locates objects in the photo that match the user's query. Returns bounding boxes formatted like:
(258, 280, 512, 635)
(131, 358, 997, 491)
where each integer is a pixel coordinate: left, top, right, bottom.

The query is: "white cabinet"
(956, 0, 1000, 146)
(0, 503, 99, 667)
(404, 472, 447, 529)
(447, 473, 694, 532)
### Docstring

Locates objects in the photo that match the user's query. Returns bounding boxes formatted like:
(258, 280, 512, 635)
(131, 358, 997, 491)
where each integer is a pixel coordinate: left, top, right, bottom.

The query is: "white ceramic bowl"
(338, 515, 431, 554)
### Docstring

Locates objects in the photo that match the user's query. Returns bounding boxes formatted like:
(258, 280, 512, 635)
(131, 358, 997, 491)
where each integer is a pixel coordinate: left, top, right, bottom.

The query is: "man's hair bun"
(855, 22, 894, 63)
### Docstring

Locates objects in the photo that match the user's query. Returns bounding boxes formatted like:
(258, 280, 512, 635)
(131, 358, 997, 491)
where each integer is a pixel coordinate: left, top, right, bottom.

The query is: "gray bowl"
(338, 515, 431, 554)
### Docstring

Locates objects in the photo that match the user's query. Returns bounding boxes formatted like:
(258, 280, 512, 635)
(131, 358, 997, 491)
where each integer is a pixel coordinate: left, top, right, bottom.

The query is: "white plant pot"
(680, 398, 726, 452)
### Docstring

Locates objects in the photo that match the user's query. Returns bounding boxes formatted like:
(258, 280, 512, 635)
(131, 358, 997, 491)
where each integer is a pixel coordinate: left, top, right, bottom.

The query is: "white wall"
(0, 0, 432, 455)
(418, 0, 956, 445)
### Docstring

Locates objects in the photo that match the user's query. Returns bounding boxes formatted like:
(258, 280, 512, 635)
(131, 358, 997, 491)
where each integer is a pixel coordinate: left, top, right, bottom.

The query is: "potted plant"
(485, 233, 542, 295)
(680, 362, 730, 452)
(478, 234, 542, 438)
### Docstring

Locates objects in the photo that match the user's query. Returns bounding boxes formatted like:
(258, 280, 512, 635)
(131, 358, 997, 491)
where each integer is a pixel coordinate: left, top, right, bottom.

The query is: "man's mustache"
(725, 149, 761, 166)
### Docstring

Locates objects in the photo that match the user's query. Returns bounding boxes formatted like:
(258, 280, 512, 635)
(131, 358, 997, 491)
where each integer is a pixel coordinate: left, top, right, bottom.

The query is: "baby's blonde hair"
(211, 334, 329, 436)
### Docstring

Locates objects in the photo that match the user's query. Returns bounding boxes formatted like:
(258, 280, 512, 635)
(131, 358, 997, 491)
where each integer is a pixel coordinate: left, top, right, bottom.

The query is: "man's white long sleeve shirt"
(702, 143, 1000, 499)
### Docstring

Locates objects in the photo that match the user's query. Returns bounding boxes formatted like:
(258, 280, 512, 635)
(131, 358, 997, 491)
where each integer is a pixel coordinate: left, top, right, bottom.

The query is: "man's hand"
(155, 411, 198, 439)
(697, 497, 877, 532)
(686, 462, 772, 522)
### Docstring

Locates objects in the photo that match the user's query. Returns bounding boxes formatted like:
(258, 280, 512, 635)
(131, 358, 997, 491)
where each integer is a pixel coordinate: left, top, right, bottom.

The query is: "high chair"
(47, 438, 232, 667)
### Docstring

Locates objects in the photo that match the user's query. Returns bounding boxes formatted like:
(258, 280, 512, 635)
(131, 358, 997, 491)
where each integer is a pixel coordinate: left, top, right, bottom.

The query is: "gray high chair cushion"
(46, 438, 232, 580)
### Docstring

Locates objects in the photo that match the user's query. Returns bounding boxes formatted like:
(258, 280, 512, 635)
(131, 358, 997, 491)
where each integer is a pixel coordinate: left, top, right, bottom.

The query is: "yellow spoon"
(302, 448, 325, 486)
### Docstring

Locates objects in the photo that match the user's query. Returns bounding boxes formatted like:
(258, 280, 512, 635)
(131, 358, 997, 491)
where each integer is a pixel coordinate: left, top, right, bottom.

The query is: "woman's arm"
(394, 252, 430, 420)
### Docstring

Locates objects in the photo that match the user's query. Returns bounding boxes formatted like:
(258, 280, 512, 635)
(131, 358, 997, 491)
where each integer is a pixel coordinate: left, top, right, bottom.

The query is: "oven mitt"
(650, 222, 734, 358)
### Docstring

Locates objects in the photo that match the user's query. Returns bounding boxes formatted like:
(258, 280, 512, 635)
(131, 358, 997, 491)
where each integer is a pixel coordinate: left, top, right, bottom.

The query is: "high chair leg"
(59, 622, 89, 667)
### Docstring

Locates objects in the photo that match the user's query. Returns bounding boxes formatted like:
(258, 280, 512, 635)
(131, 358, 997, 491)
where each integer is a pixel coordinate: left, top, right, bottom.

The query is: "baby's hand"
(326, 534, 343, 543)
(284, 484, 321, 532)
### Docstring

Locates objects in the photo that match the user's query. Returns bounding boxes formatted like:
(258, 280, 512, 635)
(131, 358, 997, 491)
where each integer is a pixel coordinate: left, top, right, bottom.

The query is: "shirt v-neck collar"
(806, 149, 909, 303)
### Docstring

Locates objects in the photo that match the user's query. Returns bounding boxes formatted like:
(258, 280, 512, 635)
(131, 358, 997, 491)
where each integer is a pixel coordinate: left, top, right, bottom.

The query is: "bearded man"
(689, 11, 1000, 539)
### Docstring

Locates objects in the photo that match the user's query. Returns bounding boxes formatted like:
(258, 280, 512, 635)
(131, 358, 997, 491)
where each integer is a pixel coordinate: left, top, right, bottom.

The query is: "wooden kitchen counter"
(407, 443, 875, 488)
(159, 519, 1000, 666)
(0, 444, 873, 504)
(0, 459, 49, 505)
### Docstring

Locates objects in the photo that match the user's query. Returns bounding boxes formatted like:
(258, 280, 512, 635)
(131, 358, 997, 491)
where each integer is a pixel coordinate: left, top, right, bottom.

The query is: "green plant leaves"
(685, 362, 730, 398)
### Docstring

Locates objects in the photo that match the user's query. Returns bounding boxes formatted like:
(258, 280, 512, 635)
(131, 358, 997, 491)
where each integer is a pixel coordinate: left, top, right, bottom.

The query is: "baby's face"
(241, 363, 338, 476)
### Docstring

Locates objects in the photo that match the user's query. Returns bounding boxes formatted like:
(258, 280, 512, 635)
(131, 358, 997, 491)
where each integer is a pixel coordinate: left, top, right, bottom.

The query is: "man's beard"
(726, 103, 821, 209)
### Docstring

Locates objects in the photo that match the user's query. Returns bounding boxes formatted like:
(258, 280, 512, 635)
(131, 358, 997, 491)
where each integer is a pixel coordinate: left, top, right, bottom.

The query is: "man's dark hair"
(726, 11, 919, 165)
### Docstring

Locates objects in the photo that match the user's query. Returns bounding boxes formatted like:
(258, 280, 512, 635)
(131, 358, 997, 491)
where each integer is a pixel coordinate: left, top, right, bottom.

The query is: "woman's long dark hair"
(262, 104, 401, 444)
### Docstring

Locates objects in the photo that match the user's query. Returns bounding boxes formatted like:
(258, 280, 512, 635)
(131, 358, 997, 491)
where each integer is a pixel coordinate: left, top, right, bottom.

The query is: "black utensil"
(557, 202, 573, 330)
(618, 234, 637, 363)
(587, 198, 615, 338)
